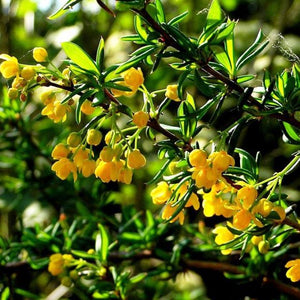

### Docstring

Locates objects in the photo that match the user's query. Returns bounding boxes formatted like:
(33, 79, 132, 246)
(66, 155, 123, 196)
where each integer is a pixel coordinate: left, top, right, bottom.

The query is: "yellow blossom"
(48, 253, 64, 276)
(51, 143, 70, 160)
(162, 203, 184, 225)
(51, 158, 77, 181)
(165, 84, 180, 101)
(189, 149, 207, 167)
(81, 100, 95, 115)
(0, 54, 19, 78)
(251, 235, 263, 246)
(258, 240, 270, 254)
(213, 226, 235, 255)
(100, 146, 115, 162)
(232, 209, 252, 230)
(73, 148, 89, 170)
(67, 132, 82, 147)
(104, 130, 121, 145)
(81, 159, 96, 177)
(118, 166, 133, 184)
(236, 185, 257, 210)
(132, 111, 149, 128)
(127, 149, 146, 169)
(285, 259, 300, 282)
(151, 181, 172, 205)
(33, 47, 48, 62)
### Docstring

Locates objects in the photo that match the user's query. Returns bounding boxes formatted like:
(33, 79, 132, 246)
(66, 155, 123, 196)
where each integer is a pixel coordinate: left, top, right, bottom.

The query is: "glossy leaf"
(62, 42, 100, 75)
(206, 0, 223, 30)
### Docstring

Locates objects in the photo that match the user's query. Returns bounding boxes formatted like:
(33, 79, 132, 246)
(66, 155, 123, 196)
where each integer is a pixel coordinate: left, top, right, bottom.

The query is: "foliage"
(0, 0, 300, 299)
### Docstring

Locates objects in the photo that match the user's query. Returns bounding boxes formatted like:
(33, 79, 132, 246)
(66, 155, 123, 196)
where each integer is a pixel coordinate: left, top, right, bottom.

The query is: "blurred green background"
(0, 0, 300, 299)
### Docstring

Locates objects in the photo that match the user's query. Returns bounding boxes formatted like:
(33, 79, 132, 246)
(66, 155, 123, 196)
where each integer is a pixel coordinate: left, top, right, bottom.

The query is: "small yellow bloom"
(232, 209, 252, 230)
(185, 192, 200, 210)
(33, 47, 48, 62)
(127, 149, 146, 169)
(258, 240, 269, 254)
(51, 158, 77, 181)
(73, 148, 89, 170)
(285, 259, 300, 282)
(118, 166, 133, 184)
(67, 132, 82, 148)
(12, 77, 27, 89)
(211, 150, 235, 174)
(48, 253, 64, 276)
(272, 206, 286, 222)
(100, 146, 115, 162)
(251, 235, 263, 246)
(40, 90, 56, 105)
(87, 129, 102, 146)
(123, 67, 144, 88)
(236, 185, 257, 210)
(0, 55, 19, 78)
(81, 159, 96, 177)
(104, 130, 121, 145)
(165, 84, 180, 101)
(189, 149, 207, 167)
(51, 143, 70, 160)
(132, 111, 149, 128)
(21, 66, 36, 80)
(81, 100, 95, 115)
(213, 226, 235, 255)
(162, 203, 184, 225)
(151, 181, 172, 205)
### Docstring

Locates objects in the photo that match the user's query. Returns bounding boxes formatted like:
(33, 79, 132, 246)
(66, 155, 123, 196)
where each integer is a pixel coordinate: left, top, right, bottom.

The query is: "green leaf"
(236, 30, 268, 70)
(48, 0, 82, 20)
(116, 46, 157, 74)
(281, 122, 300, 144)
(168, 11, 189, 26)
(71, 249, 99, 259)
(225, 28, 236, 76)
(61, 42, 100, 75)
(236, 75, 255, 83)
(134, 15, 148, 42)
(234, 148, 259, 180)
(212, 21, 236, 44)
(15, 289, 41, 300)
(1, 287, 10, 300)
(146, 159, 173, 185)
(177, 100, 197, 140)
(96, 37, 105, 72)
(155, 0, 166, 23)
(206, 0, 223, 30)
(96, 224, 109, 263)
(211, 45, 232, 74)
(196, 95, 220, 120)
(193, 70, 216, 97)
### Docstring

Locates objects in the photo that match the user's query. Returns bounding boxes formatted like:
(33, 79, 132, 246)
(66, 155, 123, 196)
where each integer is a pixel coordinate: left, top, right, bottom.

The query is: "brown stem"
(263, 277, 300, 299)
(282, 218, 300, 232)
(183, 259, 245, 275)
(133, 7, 300, 130)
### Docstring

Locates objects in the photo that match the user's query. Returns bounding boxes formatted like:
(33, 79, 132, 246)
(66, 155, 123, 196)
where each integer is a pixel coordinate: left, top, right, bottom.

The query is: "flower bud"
(8, 88, 18, 99)
(67, 132, 82, 148)
(132, 111, 149, 128)
(258, 240, 270, 254)
(165, 84, 180, 101)
(0, 58, 19, 78)
(21, 66, 36, 80)
(33, 47, 48, 62)
(127, 149, 146, 169)
(87, 129, 102, 146)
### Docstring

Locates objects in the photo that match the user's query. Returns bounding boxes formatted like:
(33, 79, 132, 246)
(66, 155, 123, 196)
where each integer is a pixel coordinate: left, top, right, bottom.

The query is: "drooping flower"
(81, 100, 95, 115)
(132, 111, 149, 128)
(48, 253, 74, 276)
(162, 203, 185, 225)
(81, 159, 96, 177)
(127, 149, 146, 169)
(21, 66, 36, 80)
(51, 143, 70, 160)
(87, 129, 102, 146)
(285, 259, 300, 282)
(151, 181, 172, 205)
(213, 225, 235, 255)
(165, 84, 180, 101)
(51, 158, 77, 181)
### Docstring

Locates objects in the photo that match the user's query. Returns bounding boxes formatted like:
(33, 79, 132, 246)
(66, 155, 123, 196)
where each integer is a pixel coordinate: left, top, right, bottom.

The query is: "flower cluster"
(151, 180, 200, 225)
(112, 67, 144, 97)
(48, 253, 73, 276)
(285, 259, 300, 282)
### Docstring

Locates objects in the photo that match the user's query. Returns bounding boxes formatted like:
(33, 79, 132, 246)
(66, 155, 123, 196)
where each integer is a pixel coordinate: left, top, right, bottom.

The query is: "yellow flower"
(258, 240, 270, 254)
(185, 192, 200, 210)
(73, 147, 89, 170)
(48, 253, 64, 276)
(95, 159, 123, 183)
(194, 166, 217, 189)
(165, 84, 180, 101)
(112, 67, 144, 97)
(67, 132, 82, 148)
(132, 111, 149, 128)
(51, 143, 70, 160)
(21, 66, 36, 80)
(213, 226, 235, 255)
(251, 235, 263, 246)
(211, 150, 235, 174)
(285, 259, 300, 282)
(81, 159, 96, 177)
(87, 129, 102, 146)
(236, 185, 257, 210)
(81, 100, 95, 115)
(118, 166, 133, 184)
(232, 209, 252, 230)
(189, 149, 207, 167)
(151, 181, 172, 205)
(123, 67, 144, 88)
(48, 253, 74, 276)
(252, 198, 273, 217)
(0, 54, 19, 78)
(104, 130, 121, 145)
(40, 90, 56, 105)
(100, 146, 115, 162)
(127, 149, 146, 169)
(33, 47, 48, 62)
(41, 100, 70, 123)
(51, 158, 77, 181)
(162, 203, 184, 225)
(272, 206, 286, 222)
